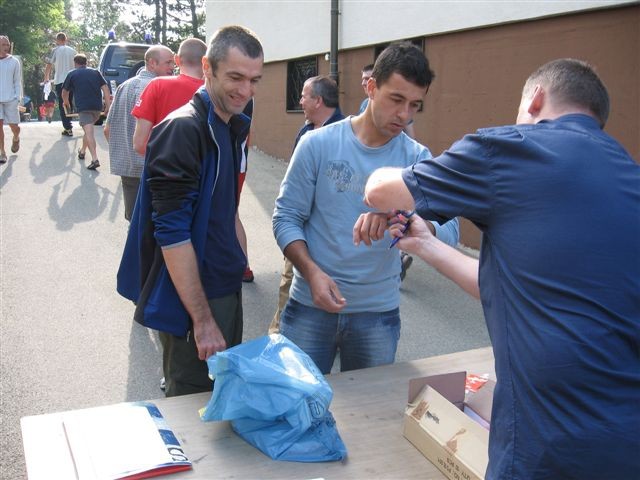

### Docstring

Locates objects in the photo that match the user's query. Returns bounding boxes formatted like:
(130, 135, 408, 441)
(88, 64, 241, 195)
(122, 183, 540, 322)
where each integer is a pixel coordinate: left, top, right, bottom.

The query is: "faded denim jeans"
(279, 298, 401, 374)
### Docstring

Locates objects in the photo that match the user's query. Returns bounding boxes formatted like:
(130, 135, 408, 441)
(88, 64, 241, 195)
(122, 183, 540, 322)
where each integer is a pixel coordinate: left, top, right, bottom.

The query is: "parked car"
(98, 42, 150, 93)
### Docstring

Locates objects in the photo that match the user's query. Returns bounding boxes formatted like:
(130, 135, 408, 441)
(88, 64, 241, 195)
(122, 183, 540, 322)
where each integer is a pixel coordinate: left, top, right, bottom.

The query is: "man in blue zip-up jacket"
(117, 26, 264, 397)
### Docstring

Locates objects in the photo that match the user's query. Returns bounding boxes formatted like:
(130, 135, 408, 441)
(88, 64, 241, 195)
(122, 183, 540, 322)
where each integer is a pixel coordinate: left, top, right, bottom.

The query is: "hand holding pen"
(389, 210, 415, 249)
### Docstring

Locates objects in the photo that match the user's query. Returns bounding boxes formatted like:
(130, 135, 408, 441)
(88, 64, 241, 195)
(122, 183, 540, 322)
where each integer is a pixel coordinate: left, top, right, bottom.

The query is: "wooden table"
(21, 347, 494, 479)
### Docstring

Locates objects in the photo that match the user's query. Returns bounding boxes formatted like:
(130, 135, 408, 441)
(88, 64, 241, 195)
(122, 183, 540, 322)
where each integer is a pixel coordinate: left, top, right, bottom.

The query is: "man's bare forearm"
(417, 235, 480, 299)
(44, 64, 52, 82)
(283, 239, 320, 281)
(133, 119, 153, 155)
(162, 242, 213, 326)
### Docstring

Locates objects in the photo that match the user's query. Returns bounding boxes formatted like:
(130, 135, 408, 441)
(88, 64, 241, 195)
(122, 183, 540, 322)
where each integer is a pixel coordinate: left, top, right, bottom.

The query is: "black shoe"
(61, 129, 73, 136)
(87, 159, 100, 170)
(77, 150, 85, 160)
(400, 252, 413, 281)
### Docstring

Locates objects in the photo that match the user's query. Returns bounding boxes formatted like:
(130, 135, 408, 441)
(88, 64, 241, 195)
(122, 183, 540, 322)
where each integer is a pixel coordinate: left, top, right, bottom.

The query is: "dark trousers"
(55, 83, 73, 130)
(159, 290, 243, 397)
(121, 176, 141, 221)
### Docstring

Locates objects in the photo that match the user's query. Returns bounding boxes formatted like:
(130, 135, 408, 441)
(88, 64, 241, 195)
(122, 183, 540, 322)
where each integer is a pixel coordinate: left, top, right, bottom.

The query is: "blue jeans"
(279, 299, 401, 374)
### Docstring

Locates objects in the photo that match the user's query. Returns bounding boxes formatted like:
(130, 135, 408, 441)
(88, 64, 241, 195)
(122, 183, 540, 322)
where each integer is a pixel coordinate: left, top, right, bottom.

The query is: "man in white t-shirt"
(44, 32, 77, 136)
(0, 35, 21, 164)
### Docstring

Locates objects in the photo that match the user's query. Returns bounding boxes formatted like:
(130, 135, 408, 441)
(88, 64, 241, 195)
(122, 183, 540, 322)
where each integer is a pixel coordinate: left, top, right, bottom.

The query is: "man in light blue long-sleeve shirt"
(272, 43, 458, 374)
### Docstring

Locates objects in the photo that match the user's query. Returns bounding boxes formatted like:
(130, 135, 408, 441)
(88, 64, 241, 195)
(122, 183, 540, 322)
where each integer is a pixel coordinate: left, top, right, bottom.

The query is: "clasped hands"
(352, 210, 432, 251)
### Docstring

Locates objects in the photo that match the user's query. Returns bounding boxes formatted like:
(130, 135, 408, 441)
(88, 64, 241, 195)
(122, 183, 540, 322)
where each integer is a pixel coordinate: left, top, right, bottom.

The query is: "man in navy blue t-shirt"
(362, 58, 639, 479)
(62, 54, 110, 169)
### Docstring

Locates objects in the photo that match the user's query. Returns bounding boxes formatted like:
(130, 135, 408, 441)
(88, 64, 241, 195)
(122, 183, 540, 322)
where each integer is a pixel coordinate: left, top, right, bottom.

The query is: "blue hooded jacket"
(117, 87, 252, 336)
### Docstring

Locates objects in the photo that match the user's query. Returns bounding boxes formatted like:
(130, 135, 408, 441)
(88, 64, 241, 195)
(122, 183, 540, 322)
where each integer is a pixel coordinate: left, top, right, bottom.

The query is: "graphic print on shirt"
(325, 161, 367, 194)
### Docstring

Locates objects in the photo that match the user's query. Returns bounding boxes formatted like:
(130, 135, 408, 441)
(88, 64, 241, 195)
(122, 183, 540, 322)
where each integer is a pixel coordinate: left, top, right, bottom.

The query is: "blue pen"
(388, 210, 415, 249)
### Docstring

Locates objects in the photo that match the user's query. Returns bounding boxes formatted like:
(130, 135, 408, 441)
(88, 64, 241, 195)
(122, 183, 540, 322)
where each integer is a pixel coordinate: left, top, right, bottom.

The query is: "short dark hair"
(371, 42, 434, 89)
(206, 25, 263, 73)
(56, 32, 67, 42)
(73, 54, 87, 66)
(305, 75, 339, 108)
(523, 58, 610, 127)
(178, 38, 206, 67)
(362, 63, 374, 73)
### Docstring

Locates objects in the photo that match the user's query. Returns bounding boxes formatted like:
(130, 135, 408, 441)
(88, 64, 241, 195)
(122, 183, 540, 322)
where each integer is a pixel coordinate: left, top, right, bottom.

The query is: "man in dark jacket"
(117, 25, 264, 397)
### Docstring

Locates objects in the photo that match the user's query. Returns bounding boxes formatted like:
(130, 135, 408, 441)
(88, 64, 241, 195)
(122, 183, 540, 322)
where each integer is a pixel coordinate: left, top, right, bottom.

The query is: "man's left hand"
(353, 212, 391, 246)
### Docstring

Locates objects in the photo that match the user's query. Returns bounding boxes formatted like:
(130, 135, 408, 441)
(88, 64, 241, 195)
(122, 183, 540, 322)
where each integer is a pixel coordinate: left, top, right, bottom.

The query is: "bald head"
(144, 45, 175, 76)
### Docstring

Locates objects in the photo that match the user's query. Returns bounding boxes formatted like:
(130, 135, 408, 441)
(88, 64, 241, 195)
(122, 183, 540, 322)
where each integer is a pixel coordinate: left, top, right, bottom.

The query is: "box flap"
(465, 379, 495, 423)
(408, 371, 466, 409)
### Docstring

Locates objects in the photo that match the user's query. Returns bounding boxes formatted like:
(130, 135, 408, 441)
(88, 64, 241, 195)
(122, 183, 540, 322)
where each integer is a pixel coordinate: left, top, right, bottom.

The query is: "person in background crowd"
(131, 38, 207, 155)
(43, 81, 57, 123)
(104, 45, 175, 220)
(61, 54, 111, 169)
(0, 35, 21, 164)
(44, 32, 77, 136)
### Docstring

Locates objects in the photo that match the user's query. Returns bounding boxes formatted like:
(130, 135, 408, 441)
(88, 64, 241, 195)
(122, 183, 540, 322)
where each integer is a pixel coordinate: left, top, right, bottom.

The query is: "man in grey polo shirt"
(104, 45, 175, 220)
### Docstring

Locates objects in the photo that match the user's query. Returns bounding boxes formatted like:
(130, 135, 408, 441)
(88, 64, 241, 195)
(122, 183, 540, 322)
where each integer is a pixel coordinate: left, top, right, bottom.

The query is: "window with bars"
(286, 56, 318, 112)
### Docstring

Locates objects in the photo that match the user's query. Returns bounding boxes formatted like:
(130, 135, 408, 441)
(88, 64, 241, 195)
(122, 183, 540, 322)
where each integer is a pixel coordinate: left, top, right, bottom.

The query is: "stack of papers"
(62, 402, 191, 480)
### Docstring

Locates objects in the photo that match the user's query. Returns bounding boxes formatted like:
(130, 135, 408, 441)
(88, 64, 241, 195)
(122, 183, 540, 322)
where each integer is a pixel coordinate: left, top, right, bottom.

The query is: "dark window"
(111, 46, 148, 68)
(286, 56, 317, 112)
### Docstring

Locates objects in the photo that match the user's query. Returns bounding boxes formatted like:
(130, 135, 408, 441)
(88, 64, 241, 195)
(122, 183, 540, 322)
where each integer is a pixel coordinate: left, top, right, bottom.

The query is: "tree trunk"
(161, 0, 167, 45)
(190, 0, 198, 38)
(154, 0, 161, 45)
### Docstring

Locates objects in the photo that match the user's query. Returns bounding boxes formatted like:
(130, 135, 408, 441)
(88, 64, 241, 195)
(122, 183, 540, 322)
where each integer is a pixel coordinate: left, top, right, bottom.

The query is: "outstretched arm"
(391, 215, 480, 299)
(364, 167, 415, 213)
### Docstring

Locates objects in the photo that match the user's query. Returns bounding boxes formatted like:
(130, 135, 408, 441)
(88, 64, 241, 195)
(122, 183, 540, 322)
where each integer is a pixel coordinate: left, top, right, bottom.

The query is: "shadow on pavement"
(48, 172, 111, 230)
(0, 153, 18, 189)
(29, 138, 76, 184)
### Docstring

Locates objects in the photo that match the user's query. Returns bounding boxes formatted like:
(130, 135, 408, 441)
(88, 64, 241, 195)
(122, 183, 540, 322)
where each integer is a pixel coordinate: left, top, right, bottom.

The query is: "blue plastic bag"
(201, 334, 347, 462)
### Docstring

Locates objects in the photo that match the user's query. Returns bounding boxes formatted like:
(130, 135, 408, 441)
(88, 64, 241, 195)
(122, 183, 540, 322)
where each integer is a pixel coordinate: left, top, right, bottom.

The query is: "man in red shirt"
(132, 38, 207, 154)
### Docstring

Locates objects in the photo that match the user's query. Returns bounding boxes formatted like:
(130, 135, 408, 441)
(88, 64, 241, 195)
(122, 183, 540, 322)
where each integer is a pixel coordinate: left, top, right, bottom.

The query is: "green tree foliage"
(73, 0, 129, 63)
(139, 0, 205, 52)
(0, 0, 205, 115)
(0, 0, 71, 111)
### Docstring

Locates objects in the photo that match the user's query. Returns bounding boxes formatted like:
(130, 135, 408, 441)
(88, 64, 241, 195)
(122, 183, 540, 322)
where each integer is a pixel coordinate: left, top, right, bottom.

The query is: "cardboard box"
(403, 372, 494, 480)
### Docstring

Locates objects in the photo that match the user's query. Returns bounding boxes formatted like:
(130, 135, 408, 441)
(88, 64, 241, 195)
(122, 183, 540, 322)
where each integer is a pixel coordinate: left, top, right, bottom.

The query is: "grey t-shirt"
(50, 44, 76, 85)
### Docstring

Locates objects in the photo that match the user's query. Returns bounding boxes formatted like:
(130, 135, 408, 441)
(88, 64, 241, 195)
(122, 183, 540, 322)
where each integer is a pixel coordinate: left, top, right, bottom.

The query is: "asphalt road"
(0, 121, 489, 479)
